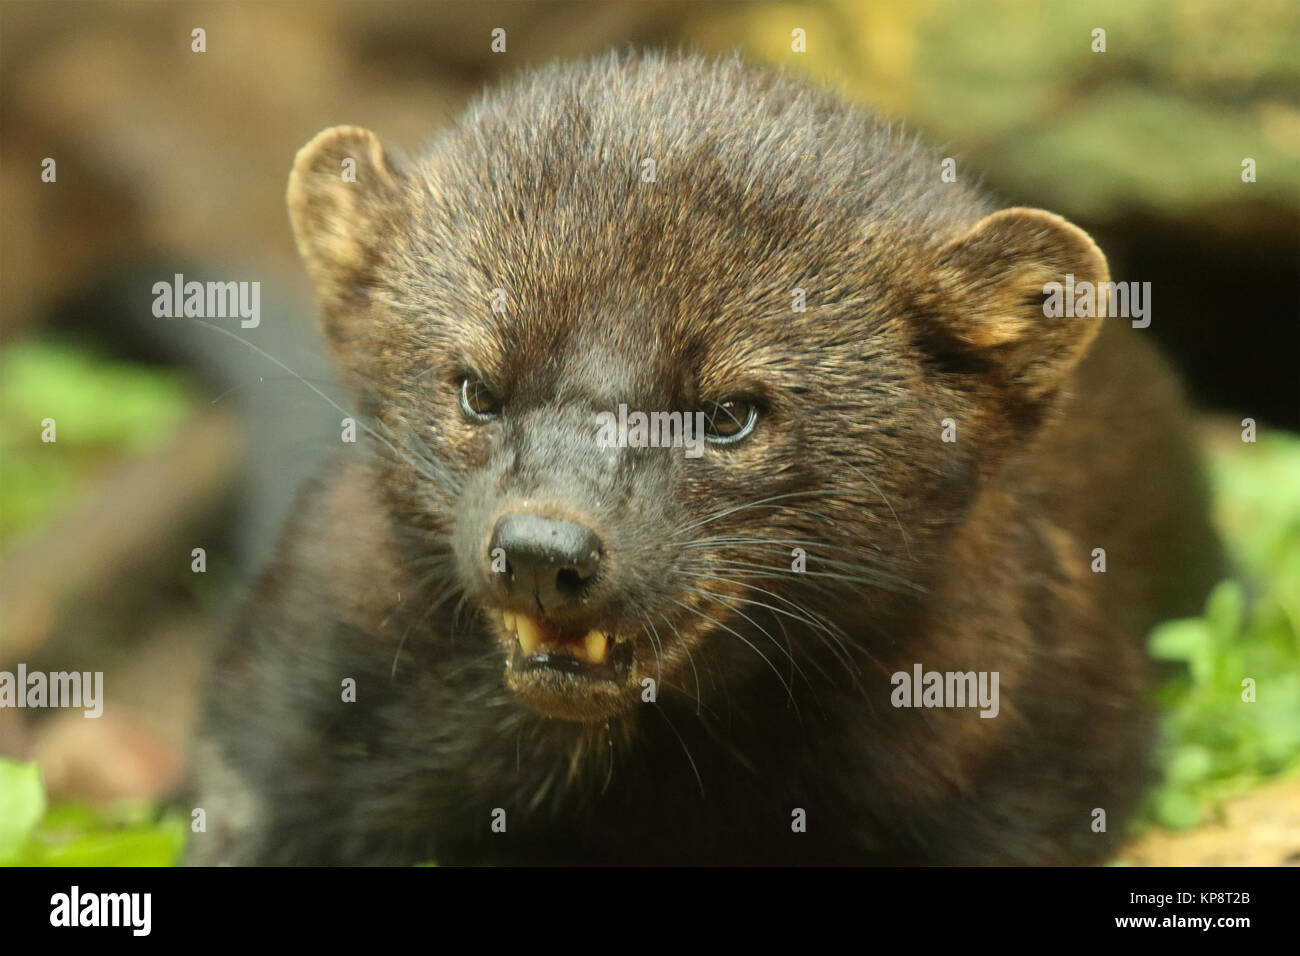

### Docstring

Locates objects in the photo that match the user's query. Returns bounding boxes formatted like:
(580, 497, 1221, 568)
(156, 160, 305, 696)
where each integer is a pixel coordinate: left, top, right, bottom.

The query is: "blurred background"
(1, 0, 1297, 865)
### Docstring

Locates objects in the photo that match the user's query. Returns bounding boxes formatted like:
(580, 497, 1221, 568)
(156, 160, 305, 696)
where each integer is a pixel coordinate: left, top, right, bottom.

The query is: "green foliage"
(1143, 430, 1300, 830)
(0, 760, 187, 866)
(0, 338, 193, 543)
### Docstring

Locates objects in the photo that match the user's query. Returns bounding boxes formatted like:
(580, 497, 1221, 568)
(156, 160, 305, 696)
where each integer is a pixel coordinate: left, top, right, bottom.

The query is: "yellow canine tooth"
(515, 615, 541, 655)
(503, 611, 517, 633)
(584, 629, 608, 664)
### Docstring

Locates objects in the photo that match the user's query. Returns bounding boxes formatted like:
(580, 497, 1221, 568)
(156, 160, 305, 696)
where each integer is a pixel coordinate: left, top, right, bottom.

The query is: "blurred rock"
(30, 709, 183, 807)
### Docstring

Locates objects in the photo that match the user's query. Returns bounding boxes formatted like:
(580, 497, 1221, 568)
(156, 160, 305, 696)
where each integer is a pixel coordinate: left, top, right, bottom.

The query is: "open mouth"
(496, 611, 634, 685)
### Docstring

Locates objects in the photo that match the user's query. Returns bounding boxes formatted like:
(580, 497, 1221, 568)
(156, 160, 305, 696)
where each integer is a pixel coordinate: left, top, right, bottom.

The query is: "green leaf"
(1149, 617, 1214, 682)
(0, 760, 47, 861)
(1152, 790, 1202, 831)
(1204, 580, 1245, 642)
(22, 823, 187, 867)
(1166, 745, 1214, 785)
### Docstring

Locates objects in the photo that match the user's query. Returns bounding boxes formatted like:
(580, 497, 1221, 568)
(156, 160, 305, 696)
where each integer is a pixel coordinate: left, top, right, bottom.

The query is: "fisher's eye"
(701, 397, 759, 444)
(459, 375, 501, 422)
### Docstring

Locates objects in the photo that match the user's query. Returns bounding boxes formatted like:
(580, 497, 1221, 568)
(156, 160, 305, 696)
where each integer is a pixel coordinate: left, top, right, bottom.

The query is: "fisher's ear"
(287, 126, 405, 302)
(931, 207, 1109, 403)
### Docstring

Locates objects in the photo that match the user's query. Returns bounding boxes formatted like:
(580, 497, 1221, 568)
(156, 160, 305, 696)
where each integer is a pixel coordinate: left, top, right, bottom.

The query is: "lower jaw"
(502, 637, 638, 721)
(504, 666, 638, 722)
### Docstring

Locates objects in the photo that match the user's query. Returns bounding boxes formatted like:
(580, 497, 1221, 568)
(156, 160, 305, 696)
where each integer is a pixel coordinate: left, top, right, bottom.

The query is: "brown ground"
(1120, 780, 1300, 866)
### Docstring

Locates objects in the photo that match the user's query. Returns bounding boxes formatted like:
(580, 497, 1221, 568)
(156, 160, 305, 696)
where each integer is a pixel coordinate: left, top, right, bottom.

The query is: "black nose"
(489, 513, 602, 613)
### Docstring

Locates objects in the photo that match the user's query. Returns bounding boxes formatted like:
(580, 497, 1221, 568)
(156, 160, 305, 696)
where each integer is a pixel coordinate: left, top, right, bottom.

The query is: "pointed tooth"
(503, 611, 517, 634)
(584, 630, 608, 664)
(515, 615, 541, 655)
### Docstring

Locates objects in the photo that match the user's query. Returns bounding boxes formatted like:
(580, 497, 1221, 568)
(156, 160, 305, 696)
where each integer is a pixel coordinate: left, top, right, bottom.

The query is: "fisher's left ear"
(932, 207, 1110, 402)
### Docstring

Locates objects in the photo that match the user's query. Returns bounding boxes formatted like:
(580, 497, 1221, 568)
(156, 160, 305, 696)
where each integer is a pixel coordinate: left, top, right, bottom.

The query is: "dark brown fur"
(189, 52, 1219, 865)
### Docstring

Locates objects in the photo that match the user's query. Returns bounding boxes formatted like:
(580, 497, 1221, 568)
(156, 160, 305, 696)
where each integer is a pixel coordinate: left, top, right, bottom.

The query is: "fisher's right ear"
(287, 125, 406, 306)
